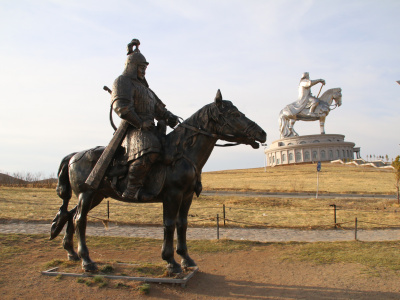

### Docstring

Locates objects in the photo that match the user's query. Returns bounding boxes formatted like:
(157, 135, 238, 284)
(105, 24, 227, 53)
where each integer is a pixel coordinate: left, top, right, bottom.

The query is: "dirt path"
(202, 190, 397, 199)
(1, 235, 400, 299)
(1, 220, 399, 242)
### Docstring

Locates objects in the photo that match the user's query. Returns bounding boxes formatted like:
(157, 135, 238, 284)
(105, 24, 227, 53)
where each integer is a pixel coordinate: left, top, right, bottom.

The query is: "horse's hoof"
(181, 258, 197, 268)
(166, 262, 182, 274)
(68, 253, 80, 262)
(82, 262, 98, 272)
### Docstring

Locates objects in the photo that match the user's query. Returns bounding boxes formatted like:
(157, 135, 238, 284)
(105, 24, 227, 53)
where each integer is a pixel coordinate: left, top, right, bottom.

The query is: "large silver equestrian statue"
(279, 72, 342, 138)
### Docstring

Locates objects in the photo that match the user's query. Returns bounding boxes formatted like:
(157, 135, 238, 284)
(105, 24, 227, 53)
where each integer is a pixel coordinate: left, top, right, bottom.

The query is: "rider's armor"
(112, 75, 170, 162)
(110, 39, 177, 200)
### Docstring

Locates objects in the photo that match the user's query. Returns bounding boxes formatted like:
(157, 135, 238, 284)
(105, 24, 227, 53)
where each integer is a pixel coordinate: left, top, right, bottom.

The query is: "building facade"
(265, 134, 360, 167)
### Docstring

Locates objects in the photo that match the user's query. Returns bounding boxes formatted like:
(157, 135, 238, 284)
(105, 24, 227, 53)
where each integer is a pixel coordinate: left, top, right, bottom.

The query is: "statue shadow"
(177, 272, 400, 299)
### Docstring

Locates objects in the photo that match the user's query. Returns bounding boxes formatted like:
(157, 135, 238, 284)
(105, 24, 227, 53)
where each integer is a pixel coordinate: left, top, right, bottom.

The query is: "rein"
(177, 118, 240, 147)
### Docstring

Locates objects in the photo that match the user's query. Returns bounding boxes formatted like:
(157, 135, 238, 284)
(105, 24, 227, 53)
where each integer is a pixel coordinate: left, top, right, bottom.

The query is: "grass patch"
(92, 275, 104, 283)
(138, 283, 150, 294)
(100, 264, 114, 274)
(115, 282, 130, 288)
(77, 278, 86, 284)
(44, 259, 63, 269)
(55, 274, 63, 281)
(283, 241, 400, 273)
(135, 263, 164, 276)
(188, 238, 263, 253)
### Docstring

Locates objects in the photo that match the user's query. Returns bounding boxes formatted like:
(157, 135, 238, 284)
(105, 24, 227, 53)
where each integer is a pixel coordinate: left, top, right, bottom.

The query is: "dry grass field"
(202, 163, 396, 194)
(0, 163, 398, 229)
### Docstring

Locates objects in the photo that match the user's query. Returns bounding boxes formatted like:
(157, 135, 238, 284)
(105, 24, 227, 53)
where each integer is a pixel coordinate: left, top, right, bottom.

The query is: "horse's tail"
(50, 152, 77, 240)
(278, 109, 289, 138)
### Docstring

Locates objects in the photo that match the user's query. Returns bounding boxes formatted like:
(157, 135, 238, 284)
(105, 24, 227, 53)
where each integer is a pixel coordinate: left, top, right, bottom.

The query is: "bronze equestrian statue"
(49, 39, 266, 274)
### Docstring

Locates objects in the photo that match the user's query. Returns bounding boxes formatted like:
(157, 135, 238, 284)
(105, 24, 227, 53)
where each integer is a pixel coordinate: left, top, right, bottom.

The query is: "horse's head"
(332, 88, 342, 107)
(209, 90, 267, 149)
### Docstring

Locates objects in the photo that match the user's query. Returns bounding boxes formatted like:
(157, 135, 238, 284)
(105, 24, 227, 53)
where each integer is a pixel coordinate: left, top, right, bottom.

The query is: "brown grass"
(202, 163, 396, 194)
(0, 164, 398, 229)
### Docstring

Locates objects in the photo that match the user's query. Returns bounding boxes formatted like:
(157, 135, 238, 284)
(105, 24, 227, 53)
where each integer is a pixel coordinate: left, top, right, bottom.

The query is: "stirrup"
(122, 187, 140, 200)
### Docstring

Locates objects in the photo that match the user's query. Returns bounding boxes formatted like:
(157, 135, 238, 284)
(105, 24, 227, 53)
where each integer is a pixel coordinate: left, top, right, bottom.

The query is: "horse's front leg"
(162, 191, 182, 274)
(289, 119, 299, 136)
(74, 190, 97, 272)
(176, 194, 196, 269)
(320, 116, 326, 134)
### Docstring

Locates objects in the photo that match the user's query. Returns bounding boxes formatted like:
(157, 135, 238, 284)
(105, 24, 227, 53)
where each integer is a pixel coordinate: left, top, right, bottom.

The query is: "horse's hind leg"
(176, 194, 196, 268)
(62, 206, 79, 261)
(75, 190, 97, 272)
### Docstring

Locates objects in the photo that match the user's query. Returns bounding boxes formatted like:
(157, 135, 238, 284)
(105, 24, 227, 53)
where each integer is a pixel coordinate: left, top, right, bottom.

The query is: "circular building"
(265, 134, 360, 167)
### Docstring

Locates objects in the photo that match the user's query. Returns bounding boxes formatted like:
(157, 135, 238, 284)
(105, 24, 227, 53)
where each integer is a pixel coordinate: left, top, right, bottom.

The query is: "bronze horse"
(50, 90, 266, 273)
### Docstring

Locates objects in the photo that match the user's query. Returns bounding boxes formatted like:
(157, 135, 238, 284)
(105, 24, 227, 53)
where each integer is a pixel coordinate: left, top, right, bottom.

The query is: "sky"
(1, 0, 399, 177)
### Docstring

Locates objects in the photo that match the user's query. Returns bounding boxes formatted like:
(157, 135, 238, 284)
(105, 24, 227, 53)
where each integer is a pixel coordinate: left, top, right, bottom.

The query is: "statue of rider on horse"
(279, 72, 342, 138)
(49, 38, 266, 273)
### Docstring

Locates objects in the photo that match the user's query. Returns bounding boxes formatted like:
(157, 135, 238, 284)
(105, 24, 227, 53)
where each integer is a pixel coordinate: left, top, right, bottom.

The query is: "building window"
(282, 154, 286, 162)
(277, 159, 280, 164)
(321, 150, 326, 159)
(343, 150, 345, 157)
(337, 150, 340, 158)
(300, 141, 306, 144)
(329, 150, 333, 159)
(296, 152, 302, 161)
(305, 151, 310, 161)
(313, 140, 320, 143)
(289, 153, 294, 161)
(272, 156, 275, 163)
(312, 151, 318, 160)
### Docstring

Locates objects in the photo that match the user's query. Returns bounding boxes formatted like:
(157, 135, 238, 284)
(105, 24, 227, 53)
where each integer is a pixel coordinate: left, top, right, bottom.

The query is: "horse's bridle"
(178, 121, 240, 147)
(177, 104, 259, 147)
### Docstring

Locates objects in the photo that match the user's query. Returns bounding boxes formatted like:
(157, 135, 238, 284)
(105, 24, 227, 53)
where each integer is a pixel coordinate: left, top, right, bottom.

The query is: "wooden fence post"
(217, 214, 220, 240)
(354, 217, 358, 240)
(223, 204, 226, 227)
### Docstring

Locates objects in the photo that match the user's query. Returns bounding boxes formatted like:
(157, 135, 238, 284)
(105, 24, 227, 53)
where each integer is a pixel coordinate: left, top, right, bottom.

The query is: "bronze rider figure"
(111, 39, 179, 201)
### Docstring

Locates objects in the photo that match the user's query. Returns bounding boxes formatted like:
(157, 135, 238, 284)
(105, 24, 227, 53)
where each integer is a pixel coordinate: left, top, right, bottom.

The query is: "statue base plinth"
(264, 134, 359, 167)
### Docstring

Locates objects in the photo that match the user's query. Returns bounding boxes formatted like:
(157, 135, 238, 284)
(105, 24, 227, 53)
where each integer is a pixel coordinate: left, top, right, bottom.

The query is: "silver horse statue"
(279, 87, 342, 138)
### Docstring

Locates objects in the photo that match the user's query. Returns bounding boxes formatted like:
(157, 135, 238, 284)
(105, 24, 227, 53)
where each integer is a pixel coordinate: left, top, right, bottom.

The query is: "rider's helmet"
(123, 39, 149, 80)
(301, 72, 309, 79)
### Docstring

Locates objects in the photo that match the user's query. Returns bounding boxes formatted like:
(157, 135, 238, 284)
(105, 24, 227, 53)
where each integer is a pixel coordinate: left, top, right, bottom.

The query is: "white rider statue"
(288, 72, 326, 117)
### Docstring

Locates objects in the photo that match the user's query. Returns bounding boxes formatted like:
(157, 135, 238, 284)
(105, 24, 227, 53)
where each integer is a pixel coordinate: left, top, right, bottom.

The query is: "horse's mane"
(182, 103, 219, 128)
(164, 102, 219, 160)
(320, 87, 341, 99)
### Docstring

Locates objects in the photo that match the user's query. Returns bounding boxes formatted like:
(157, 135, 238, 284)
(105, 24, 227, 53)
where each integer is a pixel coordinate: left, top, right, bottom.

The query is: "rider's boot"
(122, 153, 158, 202)
(122, 158, 147, 200)
(309, 103, 319, 117)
